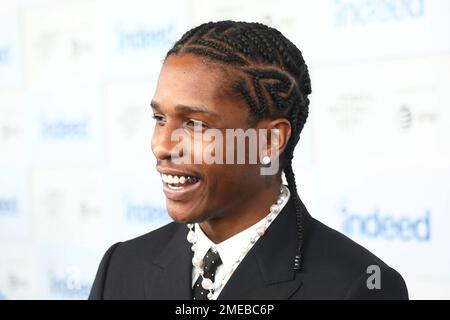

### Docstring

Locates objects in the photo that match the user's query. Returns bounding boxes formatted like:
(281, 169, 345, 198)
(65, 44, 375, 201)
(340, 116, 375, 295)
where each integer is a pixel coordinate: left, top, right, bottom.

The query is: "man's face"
(151, 54, 267, 223)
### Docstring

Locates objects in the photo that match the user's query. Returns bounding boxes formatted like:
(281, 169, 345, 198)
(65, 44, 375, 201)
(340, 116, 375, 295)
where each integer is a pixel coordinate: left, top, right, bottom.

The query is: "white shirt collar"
(193, 185, 291, 267)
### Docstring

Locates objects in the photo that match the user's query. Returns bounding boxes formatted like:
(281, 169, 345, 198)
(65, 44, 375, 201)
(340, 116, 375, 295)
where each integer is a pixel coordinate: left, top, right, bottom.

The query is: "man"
(89, 21, 408, 300)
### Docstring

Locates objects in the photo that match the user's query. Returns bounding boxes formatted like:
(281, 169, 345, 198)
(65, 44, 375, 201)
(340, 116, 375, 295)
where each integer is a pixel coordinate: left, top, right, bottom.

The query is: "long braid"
(166, 21, 312, 272)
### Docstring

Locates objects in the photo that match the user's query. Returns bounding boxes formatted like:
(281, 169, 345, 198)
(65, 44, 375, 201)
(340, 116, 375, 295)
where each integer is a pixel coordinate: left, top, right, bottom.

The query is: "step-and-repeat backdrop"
(0, 0, 449, 299)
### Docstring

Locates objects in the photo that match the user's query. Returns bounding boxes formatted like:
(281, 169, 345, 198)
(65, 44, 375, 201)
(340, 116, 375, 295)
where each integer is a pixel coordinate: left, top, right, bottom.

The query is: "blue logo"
(48, 270, 91, 299)
(0, 196, 18, 216)
(41, 117, 90, 139)
(117, 22, 175, 51)
(0, 45, 9, 63)
(342, 206, 431, 242)
(334, 0, 425, 27)
(125, 200, 168, 224)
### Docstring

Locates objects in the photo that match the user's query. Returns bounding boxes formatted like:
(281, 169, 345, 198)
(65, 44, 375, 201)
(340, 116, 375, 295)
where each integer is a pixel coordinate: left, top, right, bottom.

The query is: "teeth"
(161, 174, 197, 185)
(167, 184, 183, 190)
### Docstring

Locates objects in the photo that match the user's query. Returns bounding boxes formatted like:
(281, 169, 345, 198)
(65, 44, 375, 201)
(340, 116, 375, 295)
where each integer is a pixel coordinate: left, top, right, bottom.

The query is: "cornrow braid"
(166, 21, 312, 272)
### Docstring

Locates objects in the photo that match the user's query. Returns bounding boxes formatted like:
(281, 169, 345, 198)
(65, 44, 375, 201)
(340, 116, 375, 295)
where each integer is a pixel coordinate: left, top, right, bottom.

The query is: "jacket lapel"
(144, 196, 309, 300)
(217, 198, 308, 300)
(144, 224, 193, 299)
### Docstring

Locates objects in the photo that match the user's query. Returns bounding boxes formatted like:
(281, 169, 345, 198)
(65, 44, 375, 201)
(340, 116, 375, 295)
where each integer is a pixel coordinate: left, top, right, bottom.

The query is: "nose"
(151, 124, 174, 161)
(152, 123, 189, 162)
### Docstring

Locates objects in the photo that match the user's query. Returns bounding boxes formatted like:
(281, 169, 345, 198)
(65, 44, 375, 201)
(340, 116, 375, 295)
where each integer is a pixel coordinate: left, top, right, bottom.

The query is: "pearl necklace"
(186, 185, 290, 300)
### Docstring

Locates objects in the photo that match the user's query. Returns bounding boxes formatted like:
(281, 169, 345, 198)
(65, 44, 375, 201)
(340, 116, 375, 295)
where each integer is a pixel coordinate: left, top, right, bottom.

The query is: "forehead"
(154, 55, 223, 105)
(152, 54, 248, 121)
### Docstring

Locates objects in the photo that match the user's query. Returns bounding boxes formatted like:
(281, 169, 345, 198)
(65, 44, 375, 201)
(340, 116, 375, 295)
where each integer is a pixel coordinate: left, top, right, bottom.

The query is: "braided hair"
(166, 21, 312, 271)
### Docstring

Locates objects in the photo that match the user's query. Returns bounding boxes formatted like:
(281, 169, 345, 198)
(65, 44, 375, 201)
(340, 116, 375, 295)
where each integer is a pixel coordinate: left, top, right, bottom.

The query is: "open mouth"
(160, 173, 200, 190)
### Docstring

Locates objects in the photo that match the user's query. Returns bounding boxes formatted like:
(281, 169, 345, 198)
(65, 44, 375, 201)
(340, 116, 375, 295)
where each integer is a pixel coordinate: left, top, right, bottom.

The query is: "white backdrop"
(0, 0, 449, 299)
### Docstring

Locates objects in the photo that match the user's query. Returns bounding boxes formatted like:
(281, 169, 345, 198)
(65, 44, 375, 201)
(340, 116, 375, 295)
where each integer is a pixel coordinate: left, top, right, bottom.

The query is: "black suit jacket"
(89, 197, 408, 299)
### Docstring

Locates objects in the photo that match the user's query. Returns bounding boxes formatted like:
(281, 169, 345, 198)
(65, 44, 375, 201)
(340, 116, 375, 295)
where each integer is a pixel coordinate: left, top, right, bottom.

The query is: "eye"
(152, 114, 165, 124)
(186, 119, 208, 129)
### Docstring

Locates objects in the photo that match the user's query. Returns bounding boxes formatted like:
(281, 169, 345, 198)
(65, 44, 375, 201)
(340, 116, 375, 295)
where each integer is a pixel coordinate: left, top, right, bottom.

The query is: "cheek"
(205, 163, 259, 194)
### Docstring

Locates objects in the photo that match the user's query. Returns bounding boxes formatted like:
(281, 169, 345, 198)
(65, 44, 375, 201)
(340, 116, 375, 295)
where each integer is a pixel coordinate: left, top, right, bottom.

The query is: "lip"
(156, 166, 202, 202)
(162, 179, 202, 201)
(156, 166, 201, 178)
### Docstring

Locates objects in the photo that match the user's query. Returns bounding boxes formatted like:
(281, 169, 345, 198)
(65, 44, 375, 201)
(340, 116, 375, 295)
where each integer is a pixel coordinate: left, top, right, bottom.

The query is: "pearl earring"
(261, 156, 271, 165)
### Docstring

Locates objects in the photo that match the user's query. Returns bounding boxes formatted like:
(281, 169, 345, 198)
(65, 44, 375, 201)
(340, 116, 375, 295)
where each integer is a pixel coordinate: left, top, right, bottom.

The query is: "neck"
(199, 180, 282, 244)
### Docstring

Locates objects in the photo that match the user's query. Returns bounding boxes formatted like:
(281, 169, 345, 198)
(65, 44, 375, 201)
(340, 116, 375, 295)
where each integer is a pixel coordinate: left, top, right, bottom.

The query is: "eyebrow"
(150, 100, 220, 119)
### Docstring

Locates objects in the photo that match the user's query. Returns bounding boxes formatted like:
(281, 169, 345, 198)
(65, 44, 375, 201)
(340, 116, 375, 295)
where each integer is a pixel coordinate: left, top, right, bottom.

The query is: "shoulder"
(299, 216, 408, 299)
(108, 221, 183, 263)
(89, 221, 183, 299)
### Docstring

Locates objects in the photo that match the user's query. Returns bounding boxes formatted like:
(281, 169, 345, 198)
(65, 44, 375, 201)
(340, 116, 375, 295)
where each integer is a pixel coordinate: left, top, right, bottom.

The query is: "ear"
(257, 118, 292, 159)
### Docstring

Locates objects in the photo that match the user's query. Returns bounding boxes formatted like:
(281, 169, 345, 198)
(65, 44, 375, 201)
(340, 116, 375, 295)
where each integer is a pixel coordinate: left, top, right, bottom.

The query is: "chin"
(166, 204, 203, 224)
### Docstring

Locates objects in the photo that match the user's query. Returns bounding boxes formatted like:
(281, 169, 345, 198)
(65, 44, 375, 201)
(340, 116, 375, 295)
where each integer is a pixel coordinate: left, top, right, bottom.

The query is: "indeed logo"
(117, 22, 175, 51)
(342, 206, 431, 242)
(48, 269, 90, 298)
(0, 45, 9, 63)
(41, 117, 89, 139)
(334, 0, 425, 27)
(0, 197, 18, 216)
(125, 200, 168, 224)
